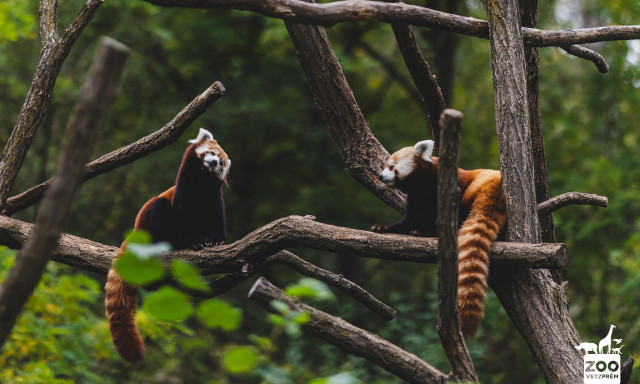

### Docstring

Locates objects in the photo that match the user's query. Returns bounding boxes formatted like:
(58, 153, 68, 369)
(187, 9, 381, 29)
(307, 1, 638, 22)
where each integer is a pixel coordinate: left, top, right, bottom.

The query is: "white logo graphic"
(576, 325, 622, 384)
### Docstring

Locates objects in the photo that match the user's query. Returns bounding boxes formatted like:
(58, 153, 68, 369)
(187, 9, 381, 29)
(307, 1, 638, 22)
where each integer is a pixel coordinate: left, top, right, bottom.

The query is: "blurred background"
(0, 0, 639, 382)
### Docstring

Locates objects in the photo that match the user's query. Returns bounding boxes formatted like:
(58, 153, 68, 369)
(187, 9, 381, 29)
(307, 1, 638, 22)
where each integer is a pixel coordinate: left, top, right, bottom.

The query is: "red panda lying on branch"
(105, 128, 231, 364)
(372, 139, 506, 337)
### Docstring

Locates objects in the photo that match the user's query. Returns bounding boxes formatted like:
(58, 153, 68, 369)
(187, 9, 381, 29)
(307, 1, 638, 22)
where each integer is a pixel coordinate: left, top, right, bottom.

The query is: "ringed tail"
(457, 212, 505, 337)
(105, 264, 145, 364)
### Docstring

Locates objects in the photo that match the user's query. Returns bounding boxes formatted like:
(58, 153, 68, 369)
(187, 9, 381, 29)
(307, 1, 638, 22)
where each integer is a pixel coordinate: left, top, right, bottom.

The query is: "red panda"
(372, 140, 506, 337)
(104, 128, 231, 364)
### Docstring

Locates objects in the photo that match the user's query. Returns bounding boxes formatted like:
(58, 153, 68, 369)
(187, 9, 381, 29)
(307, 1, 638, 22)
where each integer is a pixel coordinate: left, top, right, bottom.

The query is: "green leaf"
(285, 278, 335, 301)
(114, 251, 166, 285)
(222, 346, 259, 374)
(196, 299, 242, 331)
(171, 259, 211, 292)
(125, 230, 152, 244)
(144, 286, 193, 322)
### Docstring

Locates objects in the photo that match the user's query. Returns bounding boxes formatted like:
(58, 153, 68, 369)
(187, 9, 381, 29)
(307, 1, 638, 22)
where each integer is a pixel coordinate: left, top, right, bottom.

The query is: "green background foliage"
(1, 0, 639, 382)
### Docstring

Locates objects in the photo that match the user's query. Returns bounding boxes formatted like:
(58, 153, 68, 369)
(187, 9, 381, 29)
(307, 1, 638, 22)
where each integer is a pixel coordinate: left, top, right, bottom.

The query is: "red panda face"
(189, 128, 231, 182)
(378, 140, 434, 187)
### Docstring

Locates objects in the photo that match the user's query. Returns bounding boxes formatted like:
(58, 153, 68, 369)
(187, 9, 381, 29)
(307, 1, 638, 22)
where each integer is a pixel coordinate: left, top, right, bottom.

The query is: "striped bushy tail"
(105, 265, 145, 364)
(457, 211, 505, 337)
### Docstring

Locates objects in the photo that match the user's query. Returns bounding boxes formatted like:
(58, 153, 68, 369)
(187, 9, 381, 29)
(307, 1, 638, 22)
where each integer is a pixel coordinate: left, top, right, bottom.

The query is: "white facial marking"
(394, 156, 414, 179)
(379, 167, 395, 186)
(195, 144, 209, 156)
(188, 128, 214, 144)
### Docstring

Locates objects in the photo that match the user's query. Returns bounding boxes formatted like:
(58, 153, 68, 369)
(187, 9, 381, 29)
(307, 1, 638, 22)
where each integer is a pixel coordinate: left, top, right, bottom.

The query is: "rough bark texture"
(436, 110, 476, 382)
(483, 1, 583, 382)
(3, 81, 226, 216)
(520, 0, 555, 245)
(537, 192, 608, 217)
(0, 37, 128, 347)
(248, 277, 448, 384)
(390, 21, 446, 150)
(0, 215, 570, 277)
(0, 0, 103, 208)
(142, 0, 640, 47)
(284, 7, 406, 213)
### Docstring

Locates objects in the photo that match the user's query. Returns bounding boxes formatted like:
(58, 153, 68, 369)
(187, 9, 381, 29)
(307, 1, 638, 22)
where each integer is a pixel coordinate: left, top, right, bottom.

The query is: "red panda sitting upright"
(104, 128, 231, 364)
(372, 139, 506, 337)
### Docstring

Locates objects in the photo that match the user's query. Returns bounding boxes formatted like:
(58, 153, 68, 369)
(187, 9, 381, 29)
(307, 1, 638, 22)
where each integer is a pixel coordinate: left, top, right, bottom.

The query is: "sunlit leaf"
(222, 346, 259, 374)
(285, 278, 335, 301)
(196, 299, 242, 331)
(171, 259, 210, 292)
(144, 286, 193, 322)
(114, 251, 165, 285)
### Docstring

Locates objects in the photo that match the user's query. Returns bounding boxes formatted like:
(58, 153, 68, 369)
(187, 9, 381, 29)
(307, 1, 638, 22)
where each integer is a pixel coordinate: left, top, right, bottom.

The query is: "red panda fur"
(373, 140, 506, 337)
(104, 129, 230, 364)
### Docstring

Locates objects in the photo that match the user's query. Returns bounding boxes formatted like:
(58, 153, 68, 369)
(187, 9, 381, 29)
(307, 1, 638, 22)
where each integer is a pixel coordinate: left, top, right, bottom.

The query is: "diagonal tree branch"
(0, 37, 128, 348)
(248, 277, 447, 384)
(391, 22, 446, 151)
(3, 81, 226, 216)
(0, 0, 103, 209)
(145, 250, 397, 320)
(284, 4, 406, 213)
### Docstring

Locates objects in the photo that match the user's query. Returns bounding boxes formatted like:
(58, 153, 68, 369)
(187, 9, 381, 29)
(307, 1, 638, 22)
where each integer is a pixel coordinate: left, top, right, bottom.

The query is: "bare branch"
(145, 250, 396, 320)
(560, 45, 610, 73)
(141, 0, 640, 47)
(391, 23, 446, 150)
(0, 37, 128, 348)
(0, 214, 571, 282)
(38, 0, 59, 44)
(0, 0, 103, 208)
(271, 251, 396, 320)
(3, 81, 226, 216)
(284, 8, 406, 213)
(537, 192, 608, 217)
(436, 109, 476, 382)
(248, 277, 447, 384)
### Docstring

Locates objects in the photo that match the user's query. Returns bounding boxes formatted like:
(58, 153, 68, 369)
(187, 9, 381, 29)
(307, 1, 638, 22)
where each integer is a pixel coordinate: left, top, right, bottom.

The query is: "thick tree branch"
(537, 192, 608, 217)
(248, 277, 447, 384)
(483, 0, 583, 382)
(284, 5, 406, 213)
(436, 110, 476, 382)
(0, 37, 127, 348)
(560, 45, 610, 73)
(0, 215, 571, 279)
(0, 0, 103, 209)
(3, 81, 226, 216)
(142, 0, 640, 47)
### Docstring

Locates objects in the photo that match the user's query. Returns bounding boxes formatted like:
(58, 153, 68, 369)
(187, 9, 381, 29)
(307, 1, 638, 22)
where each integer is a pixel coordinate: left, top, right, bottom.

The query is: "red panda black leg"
(371, 217, 413, 234)
(408, 229, 430, 237)
(137, 197, 177, 244)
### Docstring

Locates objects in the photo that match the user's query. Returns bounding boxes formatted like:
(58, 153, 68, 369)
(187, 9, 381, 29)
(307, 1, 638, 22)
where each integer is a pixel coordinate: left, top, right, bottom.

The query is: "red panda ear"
(413, 140, 434, 163)
(188, 128, 214, 144)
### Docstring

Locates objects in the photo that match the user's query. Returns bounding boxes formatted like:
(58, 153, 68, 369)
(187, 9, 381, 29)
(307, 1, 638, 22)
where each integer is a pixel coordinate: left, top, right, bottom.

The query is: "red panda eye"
(389, 165, 394, 170)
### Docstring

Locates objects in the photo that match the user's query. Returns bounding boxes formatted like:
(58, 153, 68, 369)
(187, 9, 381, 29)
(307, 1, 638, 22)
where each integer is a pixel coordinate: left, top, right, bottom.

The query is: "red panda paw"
(371, 224, 391, 233)
(409, 229, 429, 237)
(205, 240, 225, 247)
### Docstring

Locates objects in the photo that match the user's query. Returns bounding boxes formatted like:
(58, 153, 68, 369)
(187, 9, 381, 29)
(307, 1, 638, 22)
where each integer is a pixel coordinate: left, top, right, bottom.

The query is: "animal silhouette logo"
(577, 325, 622, 384)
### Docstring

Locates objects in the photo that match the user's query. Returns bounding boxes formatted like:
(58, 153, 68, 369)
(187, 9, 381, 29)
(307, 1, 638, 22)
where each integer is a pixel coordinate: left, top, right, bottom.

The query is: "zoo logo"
(575, 325, 623, 384)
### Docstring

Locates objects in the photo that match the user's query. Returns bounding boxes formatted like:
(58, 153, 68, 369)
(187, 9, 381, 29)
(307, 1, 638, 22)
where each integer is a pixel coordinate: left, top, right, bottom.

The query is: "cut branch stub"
(436, 109, 477, 382)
